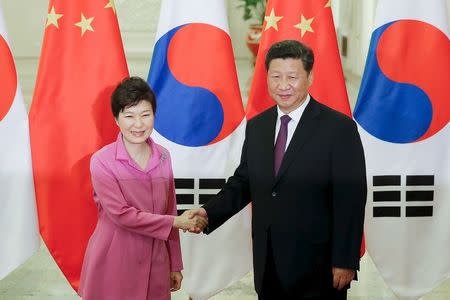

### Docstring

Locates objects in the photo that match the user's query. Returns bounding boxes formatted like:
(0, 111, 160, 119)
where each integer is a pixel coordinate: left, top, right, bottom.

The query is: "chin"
(125, 135, 149, 144)
(279, 103, 293, 110)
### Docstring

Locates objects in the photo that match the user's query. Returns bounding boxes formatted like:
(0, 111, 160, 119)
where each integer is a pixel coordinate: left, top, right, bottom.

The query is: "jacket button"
(272, 191, 277, 197)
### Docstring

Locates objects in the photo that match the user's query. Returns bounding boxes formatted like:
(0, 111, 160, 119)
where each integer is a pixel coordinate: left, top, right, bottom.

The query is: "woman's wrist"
(173, 216, 180, 229)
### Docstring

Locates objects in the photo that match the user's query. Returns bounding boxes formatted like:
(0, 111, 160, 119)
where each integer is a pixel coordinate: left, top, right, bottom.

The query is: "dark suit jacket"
(203, 98, 367, 294)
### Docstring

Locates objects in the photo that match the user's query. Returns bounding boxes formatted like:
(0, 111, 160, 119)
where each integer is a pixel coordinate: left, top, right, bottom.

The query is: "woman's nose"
(134, 117, 143, 127)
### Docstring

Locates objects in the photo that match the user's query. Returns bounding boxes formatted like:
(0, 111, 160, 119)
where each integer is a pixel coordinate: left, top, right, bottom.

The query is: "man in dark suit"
(188, 40, 367, 300)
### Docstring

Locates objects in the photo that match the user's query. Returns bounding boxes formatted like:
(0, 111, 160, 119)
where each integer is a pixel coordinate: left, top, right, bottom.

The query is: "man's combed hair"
(265, 40, 314, 73)
(111, 76, 157, 118)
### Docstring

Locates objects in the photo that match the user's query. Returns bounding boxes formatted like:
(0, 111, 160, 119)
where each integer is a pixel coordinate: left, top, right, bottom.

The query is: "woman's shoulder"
(152, 140, 171, 160)
(91, 141, 117, 166)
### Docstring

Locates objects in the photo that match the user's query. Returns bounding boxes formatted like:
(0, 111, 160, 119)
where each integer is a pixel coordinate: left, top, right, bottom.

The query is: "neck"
(123, 138, 150, 161)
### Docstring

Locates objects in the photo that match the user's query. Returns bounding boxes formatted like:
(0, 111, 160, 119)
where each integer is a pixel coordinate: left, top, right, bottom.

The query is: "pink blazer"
(79, 134, 182, 300)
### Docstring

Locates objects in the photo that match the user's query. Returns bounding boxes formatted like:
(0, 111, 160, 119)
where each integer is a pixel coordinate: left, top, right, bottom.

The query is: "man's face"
(267, 58, 313, 114)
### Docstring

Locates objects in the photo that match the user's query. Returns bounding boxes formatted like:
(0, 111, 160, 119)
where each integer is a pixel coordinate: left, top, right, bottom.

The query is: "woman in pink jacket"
(78, 77, 205, 300)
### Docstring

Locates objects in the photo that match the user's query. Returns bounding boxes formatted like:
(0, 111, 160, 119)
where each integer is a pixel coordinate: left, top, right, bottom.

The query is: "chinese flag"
(246, 0, 365, 256)
(29, 0, 128, 290)
(246, 0, 350, 119)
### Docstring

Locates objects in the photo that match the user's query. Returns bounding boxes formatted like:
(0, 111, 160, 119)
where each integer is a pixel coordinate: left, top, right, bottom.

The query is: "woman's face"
(116, 100, 154, 146)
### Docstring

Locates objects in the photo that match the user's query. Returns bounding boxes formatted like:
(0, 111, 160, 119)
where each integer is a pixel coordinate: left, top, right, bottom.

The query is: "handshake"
(173, 208, 208, 233)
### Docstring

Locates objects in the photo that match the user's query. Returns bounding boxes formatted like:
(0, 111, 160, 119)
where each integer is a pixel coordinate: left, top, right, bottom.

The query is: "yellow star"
(325, 0, 332, 8)
(104, 0, 116, 14)
(294, 15, 314, 38)
(46, 6, 63, 28)
(75, 13, 94, 36)
(264, 8, 283, 31)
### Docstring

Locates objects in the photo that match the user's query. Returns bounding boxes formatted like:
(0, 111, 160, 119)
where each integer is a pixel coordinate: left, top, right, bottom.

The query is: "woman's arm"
(91, 155, 175, 241)
(165, 154, 183, 272)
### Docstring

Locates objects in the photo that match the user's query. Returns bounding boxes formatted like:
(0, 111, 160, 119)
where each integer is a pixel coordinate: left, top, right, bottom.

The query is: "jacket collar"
(115, 133, 163, 173)
(274, 97, 321, 183)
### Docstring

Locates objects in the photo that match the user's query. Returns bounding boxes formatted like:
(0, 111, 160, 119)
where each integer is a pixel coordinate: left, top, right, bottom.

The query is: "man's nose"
(278, 78, 290, 89)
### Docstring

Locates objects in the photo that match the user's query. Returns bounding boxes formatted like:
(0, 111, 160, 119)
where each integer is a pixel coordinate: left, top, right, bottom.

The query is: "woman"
(79, 77, 205, 300)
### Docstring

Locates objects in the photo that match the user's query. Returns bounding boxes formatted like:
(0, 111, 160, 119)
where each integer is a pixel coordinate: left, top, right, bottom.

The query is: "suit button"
(272, 191, 277, 197)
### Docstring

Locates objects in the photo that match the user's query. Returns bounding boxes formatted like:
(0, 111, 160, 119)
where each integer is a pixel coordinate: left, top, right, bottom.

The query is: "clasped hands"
(173, 208, 208, 233)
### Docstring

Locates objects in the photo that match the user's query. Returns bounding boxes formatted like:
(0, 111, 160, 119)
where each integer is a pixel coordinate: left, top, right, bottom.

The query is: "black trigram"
(175, 178, 226, 215)
(372, 175, 434, 217)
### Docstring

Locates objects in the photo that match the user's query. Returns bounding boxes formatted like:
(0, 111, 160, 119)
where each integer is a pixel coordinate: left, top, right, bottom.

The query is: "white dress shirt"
(274, 94, 310, 150)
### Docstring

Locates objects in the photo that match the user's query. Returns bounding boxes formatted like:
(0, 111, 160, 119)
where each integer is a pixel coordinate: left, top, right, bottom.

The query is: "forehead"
(122, 100, 153, 113)
(268, 58, 305, 73)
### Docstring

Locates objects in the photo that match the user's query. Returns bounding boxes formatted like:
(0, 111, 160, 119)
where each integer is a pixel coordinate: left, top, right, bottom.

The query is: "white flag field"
(354, 0, 450, 299)
(147, 0, 252, 299)
(0, 5, 40, 280)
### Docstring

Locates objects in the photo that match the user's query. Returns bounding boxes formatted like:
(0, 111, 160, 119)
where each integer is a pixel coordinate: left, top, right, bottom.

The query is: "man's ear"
(308, 70, 314, 87)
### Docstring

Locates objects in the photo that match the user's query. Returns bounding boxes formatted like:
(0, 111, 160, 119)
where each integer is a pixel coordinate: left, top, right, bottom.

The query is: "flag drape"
(147, 1, 252, 299)
(29, 0, 128, 290)
(0, 4, 39, 280)
(354, 0, 450, 299)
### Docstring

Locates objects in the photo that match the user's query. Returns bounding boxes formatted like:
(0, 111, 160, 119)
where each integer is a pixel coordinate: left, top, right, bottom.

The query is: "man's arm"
(188, 125, 252, 234)
(330, 119, 367, 288)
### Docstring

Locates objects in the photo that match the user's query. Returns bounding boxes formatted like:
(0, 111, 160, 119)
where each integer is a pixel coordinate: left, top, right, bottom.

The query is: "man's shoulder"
(247, 105, 277, 127)
(312, 99, 354, 126)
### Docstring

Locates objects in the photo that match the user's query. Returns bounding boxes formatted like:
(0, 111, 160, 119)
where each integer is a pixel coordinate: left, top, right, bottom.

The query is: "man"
(189, 40, 367, 299)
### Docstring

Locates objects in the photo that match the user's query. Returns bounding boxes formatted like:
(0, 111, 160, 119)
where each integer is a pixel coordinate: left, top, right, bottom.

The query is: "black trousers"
(258, 234, 348, 300)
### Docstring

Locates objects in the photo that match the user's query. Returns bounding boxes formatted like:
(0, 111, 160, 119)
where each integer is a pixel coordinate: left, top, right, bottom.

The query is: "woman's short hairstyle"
(111, 76, 156, 118)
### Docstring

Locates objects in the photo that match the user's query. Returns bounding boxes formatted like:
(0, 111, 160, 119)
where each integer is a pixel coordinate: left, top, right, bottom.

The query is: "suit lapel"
(275, 98, 321, 184)
(258, 107, 277, 183)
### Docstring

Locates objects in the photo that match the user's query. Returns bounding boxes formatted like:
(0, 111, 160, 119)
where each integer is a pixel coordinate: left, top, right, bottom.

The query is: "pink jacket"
(79, 134, 182, 300)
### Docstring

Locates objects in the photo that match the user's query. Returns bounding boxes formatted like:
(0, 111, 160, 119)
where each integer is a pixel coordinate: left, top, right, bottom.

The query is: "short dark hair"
(111, 76, 156, 118)
(265, 40, 314, 73)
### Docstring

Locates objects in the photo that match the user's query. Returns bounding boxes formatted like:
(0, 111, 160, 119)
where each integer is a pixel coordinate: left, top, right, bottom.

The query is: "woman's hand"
(173, 210, 208, 233)
(170, 271, 183, 292)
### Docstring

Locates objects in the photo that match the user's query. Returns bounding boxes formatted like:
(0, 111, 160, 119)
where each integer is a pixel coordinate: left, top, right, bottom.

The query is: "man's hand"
(170, 271, 182, 292)
(332, 267, 355, 290)
(173, 210, 208, 233)
(186, 208, 208, 233)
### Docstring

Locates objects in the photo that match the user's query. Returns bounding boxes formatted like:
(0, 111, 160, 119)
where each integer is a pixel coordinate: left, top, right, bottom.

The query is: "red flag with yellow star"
(246, 0, 351, 119)
(245, 0, 365, 256)
(29, 0, 128, 290)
